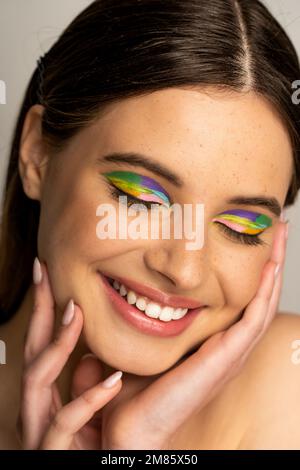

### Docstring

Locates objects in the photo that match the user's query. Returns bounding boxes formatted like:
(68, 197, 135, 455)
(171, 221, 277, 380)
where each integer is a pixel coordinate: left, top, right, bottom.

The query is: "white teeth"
(119, 284, 127, 296)
(127, 290, 137, 305)
(135, 297, 147, 311)
(110, 280, 190, 321)
(159, 306, 174, 322)
(173, 307, 188, 319)
(145, 302, 161, 318)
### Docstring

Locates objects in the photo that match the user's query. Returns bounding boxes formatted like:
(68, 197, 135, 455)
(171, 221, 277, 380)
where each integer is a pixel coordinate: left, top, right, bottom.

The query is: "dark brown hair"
(1, 0, 300, 324)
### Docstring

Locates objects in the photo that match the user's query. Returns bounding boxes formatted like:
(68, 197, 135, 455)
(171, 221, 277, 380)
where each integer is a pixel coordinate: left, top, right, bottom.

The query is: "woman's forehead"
(94, 88, 292, 160)
(85, 88, 293, 200)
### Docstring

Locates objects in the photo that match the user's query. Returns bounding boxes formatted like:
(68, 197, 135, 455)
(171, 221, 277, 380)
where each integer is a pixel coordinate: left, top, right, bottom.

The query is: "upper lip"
(100, 271, 206, 309)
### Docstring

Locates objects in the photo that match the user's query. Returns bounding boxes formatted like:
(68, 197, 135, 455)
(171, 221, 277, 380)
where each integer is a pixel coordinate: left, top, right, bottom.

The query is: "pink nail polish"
(33, 257, 43, 285)
(274, 263, 280, 279)
(80, 353, 97, 361)
(62, 299, 75, 326)
(102, 371, 123, 389)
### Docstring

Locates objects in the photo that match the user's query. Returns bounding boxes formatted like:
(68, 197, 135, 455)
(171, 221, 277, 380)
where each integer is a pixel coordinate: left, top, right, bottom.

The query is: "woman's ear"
(18, 104, 50, 201)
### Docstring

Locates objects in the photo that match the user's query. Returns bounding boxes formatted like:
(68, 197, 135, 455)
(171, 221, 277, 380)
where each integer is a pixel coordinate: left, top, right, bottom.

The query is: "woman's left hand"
(72, 219, 288, 450)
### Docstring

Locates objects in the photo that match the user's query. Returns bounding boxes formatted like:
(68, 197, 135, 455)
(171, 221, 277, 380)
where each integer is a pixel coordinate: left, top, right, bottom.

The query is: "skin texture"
(1, 86, 300, 449)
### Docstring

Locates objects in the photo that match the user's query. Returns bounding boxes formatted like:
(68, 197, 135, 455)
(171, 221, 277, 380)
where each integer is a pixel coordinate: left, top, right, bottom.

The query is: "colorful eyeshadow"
(212, 209, 272, 235)
(103, 171, 170, 206)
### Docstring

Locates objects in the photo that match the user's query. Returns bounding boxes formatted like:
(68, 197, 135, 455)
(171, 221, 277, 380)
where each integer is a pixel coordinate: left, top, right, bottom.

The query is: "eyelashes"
(214, 221, 266, 246)
(103, 175, 270, 247)
(107, 185, 163, 210)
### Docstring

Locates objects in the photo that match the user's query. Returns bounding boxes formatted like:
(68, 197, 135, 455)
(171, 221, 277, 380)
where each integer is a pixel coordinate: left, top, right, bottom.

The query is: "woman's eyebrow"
(97, 152, 183, 187)
(225, 196, 282, 218)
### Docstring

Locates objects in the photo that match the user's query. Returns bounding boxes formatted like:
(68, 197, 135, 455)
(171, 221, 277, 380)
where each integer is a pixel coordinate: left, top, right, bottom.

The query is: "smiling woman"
(0, 0, 300, 451)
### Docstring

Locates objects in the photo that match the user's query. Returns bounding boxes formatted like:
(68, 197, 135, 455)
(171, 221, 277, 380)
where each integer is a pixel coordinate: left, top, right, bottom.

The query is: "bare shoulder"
(237, 311, 300, 449)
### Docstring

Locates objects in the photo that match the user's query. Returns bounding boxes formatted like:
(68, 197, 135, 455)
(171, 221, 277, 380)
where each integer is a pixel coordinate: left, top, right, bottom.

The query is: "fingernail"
(102, 371, 123, 389)
(80, 353, 97, 361)
(274, 263, 281, 279)
(62, 299, 75, 326)
(33, 257, 43, 284)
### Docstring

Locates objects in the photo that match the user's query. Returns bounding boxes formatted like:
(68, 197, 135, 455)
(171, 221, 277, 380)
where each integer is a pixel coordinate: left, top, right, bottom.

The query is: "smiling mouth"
(106, 276, 199, 322)
(99, 272, 207, 337)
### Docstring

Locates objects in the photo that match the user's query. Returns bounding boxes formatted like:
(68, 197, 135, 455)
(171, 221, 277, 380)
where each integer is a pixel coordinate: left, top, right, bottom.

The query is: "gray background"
(0, 0, 299, 313)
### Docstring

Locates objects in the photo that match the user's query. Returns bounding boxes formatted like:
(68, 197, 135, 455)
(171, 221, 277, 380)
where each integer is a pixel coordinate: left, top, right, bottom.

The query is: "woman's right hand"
(16, 258, 123, 450)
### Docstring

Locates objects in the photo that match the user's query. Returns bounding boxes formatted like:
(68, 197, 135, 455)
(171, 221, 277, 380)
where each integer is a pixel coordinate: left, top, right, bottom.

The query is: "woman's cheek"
(36, 198, 94, 306)
(36, 198, 132, 312)
(220, 251, 269, 310)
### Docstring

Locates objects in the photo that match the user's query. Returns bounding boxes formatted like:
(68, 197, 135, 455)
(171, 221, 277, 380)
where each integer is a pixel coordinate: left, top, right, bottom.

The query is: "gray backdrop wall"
(0, 0, 299, 313)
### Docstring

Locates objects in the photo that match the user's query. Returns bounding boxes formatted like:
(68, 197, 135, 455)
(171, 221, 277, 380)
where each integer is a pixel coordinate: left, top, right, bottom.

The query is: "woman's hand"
(17, 218, 288, 450)
(17, 260, 123, 450)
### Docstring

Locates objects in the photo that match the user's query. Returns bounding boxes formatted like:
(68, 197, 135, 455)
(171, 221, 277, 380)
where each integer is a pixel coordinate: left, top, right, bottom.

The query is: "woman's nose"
(143, 238, 208, 291)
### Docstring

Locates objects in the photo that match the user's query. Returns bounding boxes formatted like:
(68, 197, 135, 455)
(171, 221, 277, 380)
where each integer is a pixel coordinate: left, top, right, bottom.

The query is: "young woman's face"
(37, 87, 293, 375)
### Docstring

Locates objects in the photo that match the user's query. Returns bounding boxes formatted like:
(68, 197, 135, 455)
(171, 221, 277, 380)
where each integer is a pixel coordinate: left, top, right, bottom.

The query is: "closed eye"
(214, 221, 266, 246)
(105, 178, 268, 247)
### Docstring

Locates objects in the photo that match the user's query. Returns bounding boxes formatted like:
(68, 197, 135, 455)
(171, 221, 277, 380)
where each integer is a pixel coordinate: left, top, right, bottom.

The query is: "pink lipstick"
(99, 272, 206, 337)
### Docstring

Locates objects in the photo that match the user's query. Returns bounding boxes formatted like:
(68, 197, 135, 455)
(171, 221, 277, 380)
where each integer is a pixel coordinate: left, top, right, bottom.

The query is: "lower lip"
(99, 273, 206, 337)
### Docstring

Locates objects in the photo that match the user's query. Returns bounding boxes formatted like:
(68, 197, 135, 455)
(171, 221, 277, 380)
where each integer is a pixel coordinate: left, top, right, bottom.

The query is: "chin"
(82, 332, 188, 376)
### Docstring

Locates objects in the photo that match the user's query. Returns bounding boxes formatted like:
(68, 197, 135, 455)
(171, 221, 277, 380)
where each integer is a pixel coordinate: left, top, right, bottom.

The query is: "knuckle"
(243, 315, 263, 336)
(219, 346, 241, 376)
(230, 356, 243, 372)
(79, 390, 97, 408)
(21, 365, 42, 396)
(51, 412, 69, 435)
(52, 334, 64, 349)
(247, 323, 261, 339)
(52, 332, 74, 356)
(23, 343, 36, 364)
(65, 341, 76, 356)
(32, 296, 42, 315)
(22, 367, 39, 390)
